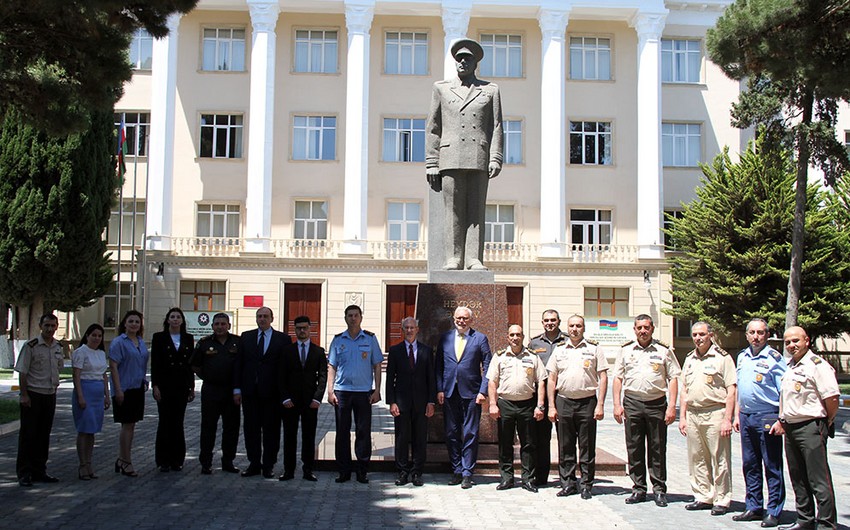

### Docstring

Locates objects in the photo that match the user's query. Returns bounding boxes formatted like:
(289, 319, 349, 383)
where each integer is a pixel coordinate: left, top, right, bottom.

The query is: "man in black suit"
(386, 317, 436, 487)
(279, 315, 327, 482)
(233, 306, 291, 478)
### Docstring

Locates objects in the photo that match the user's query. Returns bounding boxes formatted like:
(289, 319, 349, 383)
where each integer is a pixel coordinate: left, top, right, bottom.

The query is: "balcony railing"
(166, 238, 641, 263)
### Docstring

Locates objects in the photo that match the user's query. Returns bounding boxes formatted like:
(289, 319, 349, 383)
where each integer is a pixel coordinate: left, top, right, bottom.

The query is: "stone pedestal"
(415, 283, 508, 444)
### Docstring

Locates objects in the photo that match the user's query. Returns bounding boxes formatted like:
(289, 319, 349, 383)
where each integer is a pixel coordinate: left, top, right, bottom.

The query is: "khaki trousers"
(686, 406, 732, 506)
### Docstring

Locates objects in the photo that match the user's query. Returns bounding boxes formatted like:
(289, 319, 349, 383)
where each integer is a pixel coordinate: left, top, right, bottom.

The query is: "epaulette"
(621, 340, 634, 347)
(27, 338, 38, 347)
(531, 333, 545, 341)
(653, 339, 670, 349)
(334, 332, 344, 337)
(586, 339, 599, 346)
(811, 356, 822, 365)
(768, 349, 782, 361)
(716, 347, 729, 356)
(201, 334, 214, 342)
(495, 348, 505, 356)
(363, 330, 375, 336)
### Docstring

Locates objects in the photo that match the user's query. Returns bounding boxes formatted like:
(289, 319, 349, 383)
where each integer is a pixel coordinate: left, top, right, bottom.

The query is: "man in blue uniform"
(732, 318, 786, 527)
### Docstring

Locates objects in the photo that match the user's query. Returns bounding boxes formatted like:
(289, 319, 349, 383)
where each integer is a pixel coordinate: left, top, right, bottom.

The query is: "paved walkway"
(1, 381, 848, 530)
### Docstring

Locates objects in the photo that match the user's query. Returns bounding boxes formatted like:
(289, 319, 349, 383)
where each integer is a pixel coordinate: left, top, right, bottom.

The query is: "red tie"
(408, 343, 415, 369)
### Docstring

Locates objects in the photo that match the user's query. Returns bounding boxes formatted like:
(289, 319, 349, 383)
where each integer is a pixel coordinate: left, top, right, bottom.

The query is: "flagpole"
(115, 116, 128, 329)
(130, 123, 139, 309)
(139, 124, 150, 316)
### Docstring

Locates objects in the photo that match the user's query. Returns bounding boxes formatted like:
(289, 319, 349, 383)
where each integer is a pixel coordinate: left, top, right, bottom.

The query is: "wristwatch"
(536, 405, 545, 411)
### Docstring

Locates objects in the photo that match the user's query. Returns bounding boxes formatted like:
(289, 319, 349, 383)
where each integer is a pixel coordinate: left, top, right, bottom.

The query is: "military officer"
(732, 318, 786, 527)
(190, 313, 241, 475)
(528, 309, 568, 487)
(487, 325, 546, 493)
(679, 322, 737, 516)
(547, 315, 608, 499)
(612, 314, 681, 507)
(770, 326, 839, 530)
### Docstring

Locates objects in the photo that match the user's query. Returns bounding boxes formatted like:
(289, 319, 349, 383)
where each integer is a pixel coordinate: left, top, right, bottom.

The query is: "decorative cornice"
(247, 0, 280, 33)
(537, 7, 570, 40)
(442, 4, 471, 38)
(345, 1, 375, 35)
(629, 12, 667, 41)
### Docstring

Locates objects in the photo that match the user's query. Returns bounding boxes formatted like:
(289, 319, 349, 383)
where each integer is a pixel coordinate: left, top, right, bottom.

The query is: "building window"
(294, 200, 328, 239)
(202, 28, 246, 71)
(844, 131, 850, 153)
(661, 39, 701, 83)
(180, 280, 226, 311)
(663, 210, 685, 251)
(129, 29, 153, 70)
(570, 209, 612, 247)
(103, 282, 133, 328)
(292, 116, 336, 160)
(485, 204, 515, 243)
(569, 36, 611, 80)
(675, 317, 694, 338)
(200, 114, 243, 159)
(387, 202, 420, 241)
(294, 29, 338, 73)
(197, 204, 240, 239)
(662, 123, 701, 167)
(479, 34, 522, 78)
(114, 112, 149, 157)
(385, 31, 428, 75)
(382, 118, 425, 162)
(570, 121, 612, 165)
(107, 200, 146, 247)
(584, 287, 629, 317)
(503, 120, 522, 165)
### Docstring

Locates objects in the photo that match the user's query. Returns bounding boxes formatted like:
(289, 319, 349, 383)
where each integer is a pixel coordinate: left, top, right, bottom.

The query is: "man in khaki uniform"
(612, 314, 680, 507)
(15, 313, 64, 487)
(487, 325, 546, 493)
(770, 327, 839, 530)
(547, 315, 608, 499)
(678, 322, 737, 516)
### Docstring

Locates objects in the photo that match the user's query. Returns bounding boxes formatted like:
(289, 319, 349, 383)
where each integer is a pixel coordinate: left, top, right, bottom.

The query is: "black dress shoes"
(496, 479, 515, 491)
(778, 522, 815, 530)
(303, 472, 318, 482)
(356, 472, 369, 484)
(711, 505, 728, 516)
(654, 493, 668, 507)
(201, 467, 213, 475)
(36, 474, 59, 483)
(557, 485, 578, 497)
(448, 473, 463, 486)
(278, 472, 294, 481)
(580, 488, 592, 500)
(262, 471, 275, 479)
(761, 515, 779, 528)
(522, 482, 538, 493)
(395, 472, 409, 486)
(461, 476, 473, 489)
(411, 473, 424, 487)
(18, 476, 33, 487)
(335, 473, 351, 483)
(625, 492, 647, 504)
(733, 510, 764, 522)
(241, 467, 261, 477)
(159, 465, 170, 473)
(685, 501, 713, 511)
(222, 463, 240, 474)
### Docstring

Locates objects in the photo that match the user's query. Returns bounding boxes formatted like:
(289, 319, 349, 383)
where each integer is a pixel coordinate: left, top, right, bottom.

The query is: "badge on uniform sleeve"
(526, 367, 533, 375)
(584, 360, 591, 368)
(705, 375, 713, 385)
(755, 373, 763, 383)
(651, 363, 660, 372)
(794, 382, 801, 391)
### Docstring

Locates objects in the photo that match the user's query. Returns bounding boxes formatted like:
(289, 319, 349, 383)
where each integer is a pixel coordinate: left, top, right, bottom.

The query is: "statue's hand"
(426, 168, 441, 190)
(488, 163, 501, 179)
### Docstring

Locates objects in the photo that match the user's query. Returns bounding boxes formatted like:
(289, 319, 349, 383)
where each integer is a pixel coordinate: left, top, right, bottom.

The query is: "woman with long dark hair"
(151, 307, 195, 472)
(109, 310, 149, 477)
(71, 323, 110, 480)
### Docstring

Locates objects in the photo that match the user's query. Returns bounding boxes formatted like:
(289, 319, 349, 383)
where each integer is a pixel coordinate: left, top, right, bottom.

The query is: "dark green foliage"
(0, 0, 198, 135)
(0, 107, 117, 312)
(665, 141, 850, 340)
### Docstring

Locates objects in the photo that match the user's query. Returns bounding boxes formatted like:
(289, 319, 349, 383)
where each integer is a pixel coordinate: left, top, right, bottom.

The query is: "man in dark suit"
(386, 317, 436, 487)
(436, 306, 492, 489)
(233, 306, 291, 478)
(279, 315, 327, 482)
(425, 38, 503, 271)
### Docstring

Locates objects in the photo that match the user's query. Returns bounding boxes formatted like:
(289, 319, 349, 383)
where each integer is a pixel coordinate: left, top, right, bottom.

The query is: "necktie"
(301, 342, 307, 367)
(408, 343, 415, 369)
(455, 333, 465, 361)
(258, 330, 265, 356)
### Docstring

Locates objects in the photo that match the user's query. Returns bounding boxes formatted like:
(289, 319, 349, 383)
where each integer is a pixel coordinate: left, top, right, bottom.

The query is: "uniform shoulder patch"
(334, 332, 344, 338)
(363, 330, 375, 336)
(531, 333, 545, 341)
(621, 340, 634, 347)
(715, 347, 729, 356)
(586, 339, 599, 346)
(811, 356, 822, 365)
(654, 339, 670, 349)
(768, 349, 782, 361)
(26, 338, 38, 347)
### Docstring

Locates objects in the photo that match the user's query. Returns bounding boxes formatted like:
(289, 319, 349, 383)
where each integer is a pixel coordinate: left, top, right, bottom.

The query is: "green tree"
(665, 140, 850, 341)
(0, 0, 197, 135)
(707, 0, 850, 330)
(0, 107, 118, 335)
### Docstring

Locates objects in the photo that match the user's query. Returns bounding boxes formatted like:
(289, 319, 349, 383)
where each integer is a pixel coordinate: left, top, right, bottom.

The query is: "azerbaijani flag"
(116, 116, 127, 182)
(600, 319, 618, 330)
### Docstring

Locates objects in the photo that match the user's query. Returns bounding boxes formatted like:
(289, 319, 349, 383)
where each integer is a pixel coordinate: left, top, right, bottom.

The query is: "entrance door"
(507, 286, 524, 328)
(385, 284, 417, 351)
(283, 283, 322, 346)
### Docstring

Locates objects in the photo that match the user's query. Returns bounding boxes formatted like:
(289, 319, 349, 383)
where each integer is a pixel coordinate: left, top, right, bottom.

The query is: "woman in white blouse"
(71, 324, 111, 480)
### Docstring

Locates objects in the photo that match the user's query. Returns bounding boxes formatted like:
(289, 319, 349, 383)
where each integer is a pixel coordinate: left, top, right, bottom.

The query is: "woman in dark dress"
(151, 307, 195, 472)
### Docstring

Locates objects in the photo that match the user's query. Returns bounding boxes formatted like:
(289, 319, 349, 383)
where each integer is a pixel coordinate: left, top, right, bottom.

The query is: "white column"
(146, 14, 181, 251)
(341, 0, 374, 254)
(631, 12, 667, 259)
(537, 7, 570, 258)
(244, 0, 280, 253)
(441, 0, 471, 80)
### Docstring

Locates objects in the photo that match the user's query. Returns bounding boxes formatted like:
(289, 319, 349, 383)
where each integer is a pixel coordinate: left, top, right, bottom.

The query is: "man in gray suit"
(426, 38, 503, 271)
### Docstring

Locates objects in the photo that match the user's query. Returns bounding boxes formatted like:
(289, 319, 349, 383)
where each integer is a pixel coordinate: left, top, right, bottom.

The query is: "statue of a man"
(425, 39, 503, 271)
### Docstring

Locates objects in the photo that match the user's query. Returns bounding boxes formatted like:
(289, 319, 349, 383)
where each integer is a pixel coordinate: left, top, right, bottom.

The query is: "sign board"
(243, 295, 264, 308)
(585, 317, 632, 346)
(185, 311, 234, 337)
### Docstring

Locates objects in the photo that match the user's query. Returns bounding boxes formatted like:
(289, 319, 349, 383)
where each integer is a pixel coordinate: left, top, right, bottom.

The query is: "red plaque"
(243, 295, 264, 308)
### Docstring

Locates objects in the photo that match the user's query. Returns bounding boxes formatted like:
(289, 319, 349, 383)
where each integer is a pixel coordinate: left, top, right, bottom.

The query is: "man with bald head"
(770, 327, 839, 530)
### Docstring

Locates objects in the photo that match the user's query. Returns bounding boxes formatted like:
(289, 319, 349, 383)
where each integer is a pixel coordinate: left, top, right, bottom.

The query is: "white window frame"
(202, 27, 246, 72)
(200, 114, 243, 159)
(294, 200, 328, 240)
(387, 201, 421, 242)
(294, 29, 338, 73)
(114, 112, 149, 157)
(503, 120, 522, 165)
(570, 208, 612, 247)
(292, 115, 336, 161)
(107, 199, 146, 247)
(485, 204, 515, 243)
(129, 28, 153, 70)
(662, 122, 701, 167)
(479, 33, 523, 78)
(384, 31, 429, 75)
(569, 121, 612, 165)
(196, 203, 241, 240)
(382, 118, 426, 162)
(103, 281, 134, 329)
(661, 38, 701, 83)
(664, 209, 685, 251)
(180, 280, 227, 312)
(569, 35, 611, 81)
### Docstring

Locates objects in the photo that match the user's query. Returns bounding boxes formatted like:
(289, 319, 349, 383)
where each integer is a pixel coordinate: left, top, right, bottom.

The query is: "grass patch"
(0, 368, 13, 378)
(0, 399, 19, 424)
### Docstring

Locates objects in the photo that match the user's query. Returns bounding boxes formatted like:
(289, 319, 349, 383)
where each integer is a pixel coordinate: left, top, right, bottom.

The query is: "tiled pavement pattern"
(0, 379, 848, 530)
